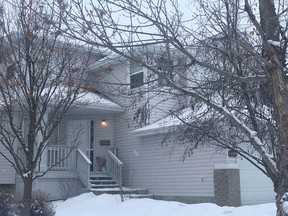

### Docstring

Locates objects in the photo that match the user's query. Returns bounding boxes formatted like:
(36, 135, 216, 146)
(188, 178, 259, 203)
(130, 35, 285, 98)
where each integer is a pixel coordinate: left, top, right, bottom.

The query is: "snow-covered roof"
(74, 91, 124, 112)
(0, 90, 124, 115)
(87, 52, 127, 71)
(87, 44, 187, 72)
(41, 84, 123, 112)
(132, 108, 193, 136)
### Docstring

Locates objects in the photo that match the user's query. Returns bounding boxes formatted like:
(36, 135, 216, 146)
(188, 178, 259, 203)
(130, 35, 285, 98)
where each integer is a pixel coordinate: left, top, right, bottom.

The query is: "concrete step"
(90, 179, 117, 185)
(89, 173, 149, 197)
(90, 176, 114, 181)
(91, 184, 119, 188)
(90, 172, 110, 177)
(89, 172, 119, 189)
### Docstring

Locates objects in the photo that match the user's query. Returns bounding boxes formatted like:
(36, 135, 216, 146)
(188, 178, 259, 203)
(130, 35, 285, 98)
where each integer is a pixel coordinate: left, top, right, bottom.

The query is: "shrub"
(30, 190, 55, 216)
(0, 188, 15, 216)
(0, 189, 55, 216)
(57, 178, 73, 201)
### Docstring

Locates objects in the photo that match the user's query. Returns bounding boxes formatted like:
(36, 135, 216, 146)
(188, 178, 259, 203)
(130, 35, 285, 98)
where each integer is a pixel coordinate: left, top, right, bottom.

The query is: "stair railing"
(76, 148, 92, 189)
(106, 149, 123, 187)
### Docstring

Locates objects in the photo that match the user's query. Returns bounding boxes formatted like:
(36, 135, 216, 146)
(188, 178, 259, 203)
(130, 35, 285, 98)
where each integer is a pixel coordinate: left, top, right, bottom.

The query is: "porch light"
(101, 120, 107, 126)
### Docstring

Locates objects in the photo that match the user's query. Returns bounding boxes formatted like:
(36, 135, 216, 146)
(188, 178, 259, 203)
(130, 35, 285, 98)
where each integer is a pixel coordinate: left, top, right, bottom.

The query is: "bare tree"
(0, 1, 92, 216)
(57, 0, 288, 215)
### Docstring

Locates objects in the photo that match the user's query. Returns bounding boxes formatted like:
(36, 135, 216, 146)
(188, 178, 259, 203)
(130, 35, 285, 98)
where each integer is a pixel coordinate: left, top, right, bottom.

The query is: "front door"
(66, 120, 95, 171)
(66, 120, 89, 154)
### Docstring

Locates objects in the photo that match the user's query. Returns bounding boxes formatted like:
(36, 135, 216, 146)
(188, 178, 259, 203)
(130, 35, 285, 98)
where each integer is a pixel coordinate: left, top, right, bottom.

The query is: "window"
(6, 64, 16, 79)
(155, 56, 174, 87)
(130, 72, 144, 89)
(130, 61, 144, 89)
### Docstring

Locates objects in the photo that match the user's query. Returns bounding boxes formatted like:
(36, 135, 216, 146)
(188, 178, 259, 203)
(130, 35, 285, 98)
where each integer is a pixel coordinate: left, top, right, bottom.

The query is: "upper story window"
(130, 61, 144, 89)
(155, 56, 174, 87)
(129, 53, 179, 89)
(6, 64, 16, 79)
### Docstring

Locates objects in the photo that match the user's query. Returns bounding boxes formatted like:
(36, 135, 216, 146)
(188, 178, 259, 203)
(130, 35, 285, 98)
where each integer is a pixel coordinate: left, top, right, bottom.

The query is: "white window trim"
(128, 60, 147, 90)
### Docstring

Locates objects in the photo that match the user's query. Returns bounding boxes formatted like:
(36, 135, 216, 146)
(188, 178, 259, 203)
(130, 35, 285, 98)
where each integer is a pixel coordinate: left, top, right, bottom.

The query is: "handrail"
(106, 149, 123, 188)
(77, 148, 92, 165)
(107, 149, 123, 165)
(76, 148, 92, 189)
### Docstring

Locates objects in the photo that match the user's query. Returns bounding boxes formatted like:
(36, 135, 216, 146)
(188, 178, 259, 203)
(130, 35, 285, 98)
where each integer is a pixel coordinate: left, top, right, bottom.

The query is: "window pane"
(156, 57, 174, 87)
(130, 72, 144, 89)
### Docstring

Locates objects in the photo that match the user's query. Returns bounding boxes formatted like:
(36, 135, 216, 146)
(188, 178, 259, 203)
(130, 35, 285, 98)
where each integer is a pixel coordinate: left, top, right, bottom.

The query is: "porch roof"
(68, 91, 125, 115)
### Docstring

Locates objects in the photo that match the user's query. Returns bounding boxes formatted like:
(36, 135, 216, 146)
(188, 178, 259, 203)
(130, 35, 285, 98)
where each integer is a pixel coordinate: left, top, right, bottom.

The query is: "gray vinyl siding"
(147, 91, 183, 123)
(63, 115, 115, 171)
(89, 60, 228, 197)
(90, 115, 115, 171)
(93, 115, 115, 158)
(0, 64, 15, 184)
(0, 142, 15, 184)
(114, 110, 227, 197)
(86, 63, 129, 102)
(88, 62, 184, 124)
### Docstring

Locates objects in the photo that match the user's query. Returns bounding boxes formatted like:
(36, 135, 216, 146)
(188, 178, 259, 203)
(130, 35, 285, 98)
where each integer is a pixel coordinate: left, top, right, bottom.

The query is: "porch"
(17, 146, 123, 190)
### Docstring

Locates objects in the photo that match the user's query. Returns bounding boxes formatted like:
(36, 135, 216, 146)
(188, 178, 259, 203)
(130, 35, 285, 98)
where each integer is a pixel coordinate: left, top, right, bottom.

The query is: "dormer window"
(130, 61, 144, 89)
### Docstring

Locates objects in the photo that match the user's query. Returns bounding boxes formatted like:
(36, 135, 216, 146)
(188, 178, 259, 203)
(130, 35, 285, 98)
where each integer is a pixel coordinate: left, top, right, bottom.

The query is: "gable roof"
(87, 52, 127, 72)
(87, 44, 187, 72)
(75, 91, 124, 112)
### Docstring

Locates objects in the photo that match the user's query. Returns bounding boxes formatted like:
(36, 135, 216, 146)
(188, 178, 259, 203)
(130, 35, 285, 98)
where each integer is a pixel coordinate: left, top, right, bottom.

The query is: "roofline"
(87, 53, 126, 72)
(132, 124, 178, 137)
(87, 44, 187, 72)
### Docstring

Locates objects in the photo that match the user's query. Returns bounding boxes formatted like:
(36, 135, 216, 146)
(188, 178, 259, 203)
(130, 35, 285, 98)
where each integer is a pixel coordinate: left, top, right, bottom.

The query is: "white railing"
(76, 148, 92, 189)
(17, 145, 75, 171)
(18, 145, 92, 189)
(106, 149, 123, 187)
(47, 145, 75, 171)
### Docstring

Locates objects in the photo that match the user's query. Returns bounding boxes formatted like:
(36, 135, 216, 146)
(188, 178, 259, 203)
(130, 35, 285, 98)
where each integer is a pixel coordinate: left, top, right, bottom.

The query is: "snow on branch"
(170, 81, 278, 175)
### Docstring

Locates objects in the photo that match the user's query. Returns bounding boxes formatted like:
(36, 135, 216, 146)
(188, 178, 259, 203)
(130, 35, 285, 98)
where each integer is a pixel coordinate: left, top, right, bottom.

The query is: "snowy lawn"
(54, 192, 276, 216)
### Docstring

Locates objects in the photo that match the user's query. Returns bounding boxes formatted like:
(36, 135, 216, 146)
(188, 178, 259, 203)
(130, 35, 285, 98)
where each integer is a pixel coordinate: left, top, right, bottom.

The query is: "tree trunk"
(21, 174, 33, 216)
(276, 165, 288, 216)
(265, 43, 288, 216)
(272, 70, 288, 216)
(258, 0, 288, 213)
(266, 58, 288, 216)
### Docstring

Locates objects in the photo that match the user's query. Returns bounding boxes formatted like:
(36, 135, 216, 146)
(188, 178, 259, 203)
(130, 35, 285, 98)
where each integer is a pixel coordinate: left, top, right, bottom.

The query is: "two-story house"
(0, 48, 275, 206)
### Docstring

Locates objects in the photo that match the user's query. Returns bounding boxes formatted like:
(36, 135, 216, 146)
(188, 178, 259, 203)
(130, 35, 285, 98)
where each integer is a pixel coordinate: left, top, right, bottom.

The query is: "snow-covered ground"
(54, 192, 276, 216)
